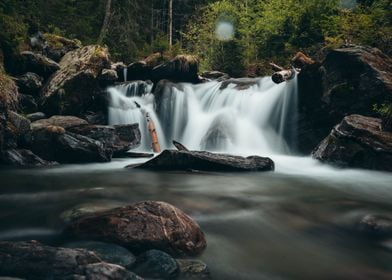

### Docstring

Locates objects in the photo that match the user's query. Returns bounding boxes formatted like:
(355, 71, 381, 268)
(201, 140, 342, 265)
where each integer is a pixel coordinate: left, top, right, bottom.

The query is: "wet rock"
(15, 72, 43, 96)
(176, 259, 210, 279)
(132, 250, 179, 280)
(82, 111, 107, 125)
(83, 262, 143, 280)
(69, 124, 141, 156)
(0, 149, 55, 167)
(7, 111, 31, 148)
(65, 201, 207, 257)
(32, 115, 88, 130)
(42, 33, 82, 62)
(111, 62, 127, 82)
(152, 55, 200, 83)
(41, 45, 111, 115)
(0, 72, 19, 111)
(0, 241, 100, 279)
(297, 46, 392, 154)
(26, 112, 46, 122)
(127, 61, 151, 81)
(99, 69, 118, 86)
(356, 214, 392, 238)
(16, 51, 60, 79)
(312, 115, 392, 171)
(201, 71, 229, 81)
(137, 150, 275, 172)
(19, 94, 38, 114)
(64, 241, 136, 269)
(219, 78, 258, 90)
(60, 201, 126, 224)
(0, 241, 142, 280)
(31, 126, 112, 163)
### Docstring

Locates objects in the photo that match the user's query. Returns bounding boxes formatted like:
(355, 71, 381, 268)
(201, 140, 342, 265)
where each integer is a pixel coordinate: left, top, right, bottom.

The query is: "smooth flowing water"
(1, 79, 392, 279)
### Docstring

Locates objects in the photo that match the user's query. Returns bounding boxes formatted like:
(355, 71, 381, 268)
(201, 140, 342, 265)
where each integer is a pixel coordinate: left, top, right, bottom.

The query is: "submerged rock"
(131, 249, 179, 279)
(65, 201, 207, 257)
(356, 214, 392, 238)
(312, 114, 392, 171)
(137, 150, 275, 172)
(176, 259, 210, 279)
(64, 241, 136, 270)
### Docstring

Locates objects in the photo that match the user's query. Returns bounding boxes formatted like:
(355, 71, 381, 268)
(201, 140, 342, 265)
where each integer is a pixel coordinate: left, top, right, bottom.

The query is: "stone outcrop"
(15, 51, 60, 79)
(42, 33, 82, 62)
(312, 115, 392, 171)
(65, 201, 207, 257)
(298, 46, 392, 154)
(137, 150, 275, 172)
(41, 45, 111, 115)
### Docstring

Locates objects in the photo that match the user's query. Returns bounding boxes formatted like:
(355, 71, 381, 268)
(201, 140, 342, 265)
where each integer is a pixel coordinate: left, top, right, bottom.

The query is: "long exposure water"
(1, 79, 392, 279)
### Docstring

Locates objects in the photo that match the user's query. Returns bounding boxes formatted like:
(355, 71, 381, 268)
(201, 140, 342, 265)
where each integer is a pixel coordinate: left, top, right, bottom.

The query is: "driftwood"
(271, 68, 296, 84)
(291, 52, 314, 69)
(147, 113, 161, 153)
(173, 140, 189, 151)
(270, 52, 314, 84)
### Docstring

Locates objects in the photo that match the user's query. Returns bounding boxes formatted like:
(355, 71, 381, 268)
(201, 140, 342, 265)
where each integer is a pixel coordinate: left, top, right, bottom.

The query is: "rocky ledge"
(312, 114, 392, 171)
(136, 150, 275, 172)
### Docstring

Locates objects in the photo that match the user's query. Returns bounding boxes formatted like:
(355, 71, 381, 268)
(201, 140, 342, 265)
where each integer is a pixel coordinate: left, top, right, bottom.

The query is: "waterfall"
(108, 77, 298, 156)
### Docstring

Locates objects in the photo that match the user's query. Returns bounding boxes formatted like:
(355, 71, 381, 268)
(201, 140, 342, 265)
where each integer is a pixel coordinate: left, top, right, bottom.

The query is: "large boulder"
(15, 51, 60, 79)
(31, 125, 112, 163)
(6, 111, 31, 148)
(14, 72, 43, 96)
(41, 45, 111, 115)
(42, 33, 82, 62)
(297, 46, 392, 154)
(69, 124, 141, 156)
(137, 150, 275, 172)
(0, 241, 142, 280)
(31, 115, 88, 130)
(65, 201, 207, 257)
(312, 115, 392, 171)
(151, 55, 200, 83)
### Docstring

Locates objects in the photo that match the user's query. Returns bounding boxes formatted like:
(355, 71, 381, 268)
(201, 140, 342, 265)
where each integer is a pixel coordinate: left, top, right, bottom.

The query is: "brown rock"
(31, 115, 88, 130)
(65, 201, 207, 257)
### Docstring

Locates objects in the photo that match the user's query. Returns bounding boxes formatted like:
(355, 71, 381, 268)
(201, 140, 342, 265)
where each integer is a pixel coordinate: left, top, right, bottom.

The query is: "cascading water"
(108, 77, 298, 157)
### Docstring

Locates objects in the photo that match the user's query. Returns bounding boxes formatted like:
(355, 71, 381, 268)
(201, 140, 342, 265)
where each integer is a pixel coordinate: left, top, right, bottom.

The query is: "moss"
(43, 33, 82, 49)
(0, 73, 18, 110)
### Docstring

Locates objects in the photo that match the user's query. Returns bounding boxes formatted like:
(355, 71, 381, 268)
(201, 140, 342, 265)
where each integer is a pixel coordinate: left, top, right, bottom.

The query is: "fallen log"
(291, 51, 314, 69)
(173, 140, 189, 151)
(271, 68, 296, 84)
(135, 150, 274, 172)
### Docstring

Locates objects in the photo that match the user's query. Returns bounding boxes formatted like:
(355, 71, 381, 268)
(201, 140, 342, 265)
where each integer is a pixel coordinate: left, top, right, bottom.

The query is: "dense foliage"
(0, 0, 390, 72)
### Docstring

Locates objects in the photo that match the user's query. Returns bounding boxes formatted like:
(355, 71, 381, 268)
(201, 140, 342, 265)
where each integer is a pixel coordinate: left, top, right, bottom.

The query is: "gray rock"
(176, 259, 210, 279)
(17, 51, 60, 79)
(26, 112, 46, 122)
(1, 149, 55, 167)
(132, 250, 179, 280)
(15, 72, 43, 95)
(7, 111, 31, 148)
(32, 115, 88, 130)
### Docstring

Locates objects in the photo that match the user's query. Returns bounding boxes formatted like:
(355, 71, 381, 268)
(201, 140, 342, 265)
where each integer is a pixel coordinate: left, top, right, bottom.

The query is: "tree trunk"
(97, 0, 112, 45)
(169, 0, 173, 47)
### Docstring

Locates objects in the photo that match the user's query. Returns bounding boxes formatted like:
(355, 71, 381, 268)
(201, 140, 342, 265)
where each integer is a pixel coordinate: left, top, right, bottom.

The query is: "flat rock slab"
(136, 150, 274, 172)
(64, 201, 207, 257)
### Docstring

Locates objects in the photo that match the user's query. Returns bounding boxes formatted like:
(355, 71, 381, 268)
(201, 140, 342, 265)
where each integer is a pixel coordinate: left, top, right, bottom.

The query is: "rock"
(0, 241, 141, 280)
(219, 78, 258, 90)
(201, 71, 229, 81)
(19, 94, 38, 114)
(82, 111, 107, 125)
(297, 46, 392, 154)
(16, 51, 60, 79)
(356, 214, 392, 238)
(0, 149, 55, 167)
(68, 124, 141, 156)
(152, 55, 200, 83)
(41, 45, 111, 115)
(31, 126, 112, 163)
(137, 150, 275, 172)
(127, 61, 150, 81)
(31, 115, 88, 130)
(99, 69, 118, 85)
(131, 250, 179, 280)
(0, 72, 19, 111)
(14, 72, 43, 96)
(7, 111, 31, 148)
(65, 201, 207, 257)
(312, 115, 392, 171)
(111, 62, 127, 82)
(64, 241, 136, 269)
(42, 33, 82, 62)
(176, 259, 210, 279)
(26, 112, 46, 122)
(60, 201, 126, 224)
(83, 262, 143, 280)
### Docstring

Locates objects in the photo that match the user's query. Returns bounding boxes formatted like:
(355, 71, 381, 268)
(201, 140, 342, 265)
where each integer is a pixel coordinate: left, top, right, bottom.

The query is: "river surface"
(1, 157, 392, 280)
